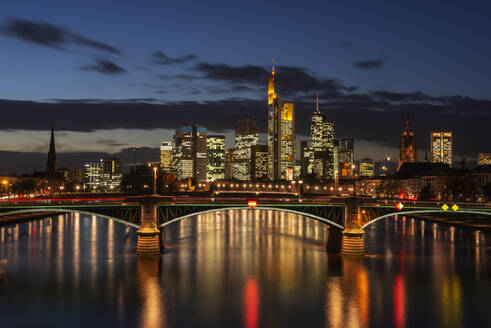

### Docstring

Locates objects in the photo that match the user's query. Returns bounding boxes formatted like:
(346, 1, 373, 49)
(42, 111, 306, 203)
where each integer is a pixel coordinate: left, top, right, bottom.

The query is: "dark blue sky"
(1, 0, 490, 173)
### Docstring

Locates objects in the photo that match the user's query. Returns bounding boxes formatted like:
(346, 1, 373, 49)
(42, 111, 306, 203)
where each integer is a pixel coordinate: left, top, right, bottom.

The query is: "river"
(0, 210, 489, 327)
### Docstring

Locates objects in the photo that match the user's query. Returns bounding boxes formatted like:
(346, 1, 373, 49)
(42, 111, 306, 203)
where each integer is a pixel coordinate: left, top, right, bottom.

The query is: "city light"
(247, 200, 257, 208)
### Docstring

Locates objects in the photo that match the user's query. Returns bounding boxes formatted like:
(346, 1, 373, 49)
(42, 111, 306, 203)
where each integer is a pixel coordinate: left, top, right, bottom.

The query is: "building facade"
(251, 144, 269, 180)
(398, 118, 417, 170)
(430, 131, 453, 167)
(206, 135, 226, 181)
(267, 65, 295, 180)
(83, 158, 122, 191)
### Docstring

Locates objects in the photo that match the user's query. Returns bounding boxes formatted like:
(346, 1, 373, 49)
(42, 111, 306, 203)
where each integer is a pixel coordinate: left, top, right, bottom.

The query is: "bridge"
(0, 195, 490, 256)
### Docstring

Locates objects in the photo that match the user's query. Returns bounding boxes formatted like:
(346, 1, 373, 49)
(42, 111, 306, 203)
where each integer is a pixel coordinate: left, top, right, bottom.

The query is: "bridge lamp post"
(153, 166, 157, 195)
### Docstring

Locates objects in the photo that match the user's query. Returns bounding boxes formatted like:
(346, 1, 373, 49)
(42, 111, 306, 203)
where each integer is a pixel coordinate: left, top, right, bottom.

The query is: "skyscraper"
(267, 64, 295, 180)
(398, 118, 417, 170)
(311, 95, 335, 180)
(430, 131, 453, 167)
(160, 141, 173, 171)
(173, 125, 208, 182)
(233, 119, 258, 180)
(339, 138, 354, 177)
(207, 135, 226, 181)
(46, 121, 57, 178)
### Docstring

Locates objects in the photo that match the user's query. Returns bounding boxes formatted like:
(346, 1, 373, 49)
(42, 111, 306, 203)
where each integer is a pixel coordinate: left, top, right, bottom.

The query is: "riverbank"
(0, 211, 65, 226)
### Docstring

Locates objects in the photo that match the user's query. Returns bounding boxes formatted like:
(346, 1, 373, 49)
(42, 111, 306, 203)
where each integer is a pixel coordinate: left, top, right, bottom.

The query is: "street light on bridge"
(153, 166, 157, 195)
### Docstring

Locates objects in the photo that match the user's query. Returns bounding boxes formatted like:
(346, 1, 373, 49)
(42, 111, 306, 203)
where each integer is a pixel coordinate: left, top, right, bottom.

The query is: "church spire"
(46, 120, 58, 178)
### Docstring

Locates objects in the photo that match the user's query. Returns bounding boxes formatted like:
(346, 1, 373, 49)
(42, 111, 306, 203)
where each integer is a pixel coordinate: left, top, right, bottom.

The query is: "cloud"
(0, 18, 120, 54)
(353, 59, 384, 69)
(193, 62, 270, 84)
(192, 62, 355, 98)
(151, 50, 197, 65)
(79, 59, 127, 74)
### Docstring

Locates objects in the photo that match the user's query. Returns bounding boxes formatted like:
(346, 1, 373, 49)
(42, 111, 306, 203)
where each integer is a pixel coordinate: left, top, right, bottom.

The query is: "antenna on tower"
(316, 94, 320, 112)
(272, 58, 275, 75)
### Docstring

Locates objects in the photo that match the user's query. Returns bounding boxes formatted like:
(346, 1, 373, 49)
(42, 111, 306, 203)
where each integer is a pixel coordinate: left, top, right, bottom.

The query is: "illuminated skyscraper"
(398, 118, 417, 170)
(311, 95, 335, 180)
(173, 125, 208, 182)
(267, 64, 295, 180)
(430, 131, 453, 167)
(233, 119, 259, 180)
(160, 141, 173, 171)
(359, 157, 375, 177)
(206, 135, 225, 181)
(339, 138, 354, 177)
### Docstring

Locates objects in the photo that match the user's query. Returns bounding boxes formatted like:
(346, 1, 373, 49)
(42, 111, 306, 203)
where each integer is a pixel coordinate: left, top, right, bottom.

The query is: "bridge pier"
(326, 226, 342, 253)
(340, 205, 365, 256)
(136, 196, 162, 256)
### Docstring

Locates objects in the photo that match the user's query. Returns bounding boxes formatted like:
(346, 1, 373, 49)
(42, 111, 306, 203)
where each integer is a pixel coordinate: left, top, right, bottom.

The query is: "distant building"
(311, 95, 335, 180)
(206, 135, 226, 181)
(430, 131, 452, 167)
(84, 158, 123, 191)
(69, 167, 84, 185)
(160, 141, 173, 171)
(233, 119, 258, 180)
(173, 125, 208, 183)
(267, 64, 295, 180)
(477, 153, 491, 166)
(360, 157, 375, 177)
(398, 118, 417, 170)
(300, 140, 314, 178)
(251, 144, 269, 180)
(84, 161, 101, 191)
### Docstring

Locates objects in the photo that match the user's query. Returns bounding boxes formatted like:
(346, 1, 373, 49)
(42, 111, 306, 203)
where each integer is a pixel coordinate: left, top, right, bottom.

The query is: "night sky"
(1, 0, 490, 174)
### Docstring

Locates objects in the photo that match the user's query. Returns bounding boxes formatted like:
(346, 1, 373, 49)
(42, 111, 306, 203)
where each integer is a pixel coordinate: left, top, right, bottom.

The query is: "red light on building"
(248, 200, 257, 208)
(395, 202, 404, 211)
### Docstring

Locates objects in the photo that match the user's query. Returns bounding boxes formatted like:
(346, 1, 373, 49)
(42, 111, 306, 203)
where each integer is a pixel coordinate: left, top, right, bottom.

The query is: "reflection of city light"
(244, 277, 259, 328)
(394, 274, 405, 328)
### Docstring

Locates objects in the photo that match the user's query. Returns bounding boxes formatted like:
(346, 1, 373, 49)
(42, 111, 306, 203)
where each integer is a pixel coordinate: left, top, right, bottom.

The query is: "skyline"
(1, 1, 490, 173)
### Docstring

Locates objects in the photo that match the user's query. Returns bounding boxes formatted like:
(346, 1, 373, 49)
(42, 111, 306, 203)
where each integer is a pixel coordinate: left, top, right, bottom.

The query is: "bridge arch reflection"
(159, 207, 344, 230)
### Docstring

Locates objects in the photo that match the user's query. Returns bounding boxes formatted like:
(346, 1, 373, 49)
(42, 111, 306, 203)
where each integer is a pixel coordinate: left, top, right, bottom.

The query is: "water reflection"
(0, 210, 489, 327)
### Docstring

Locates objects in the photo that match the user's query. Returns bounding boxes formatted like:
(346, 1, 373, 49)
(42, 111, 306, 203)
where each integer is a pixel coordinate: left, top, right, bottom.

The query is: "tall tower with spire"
(46, 121, 58, 178)
(310, 94, 335, 179)
(267, 61, 295, 180)
(398, 116, 417, 170)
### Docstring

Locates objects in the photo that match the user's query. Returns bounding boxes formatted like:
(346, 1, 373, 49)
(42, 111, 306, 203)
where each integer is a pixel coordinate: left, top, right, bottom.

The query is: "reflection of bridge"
(0, 196, 490, 255)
